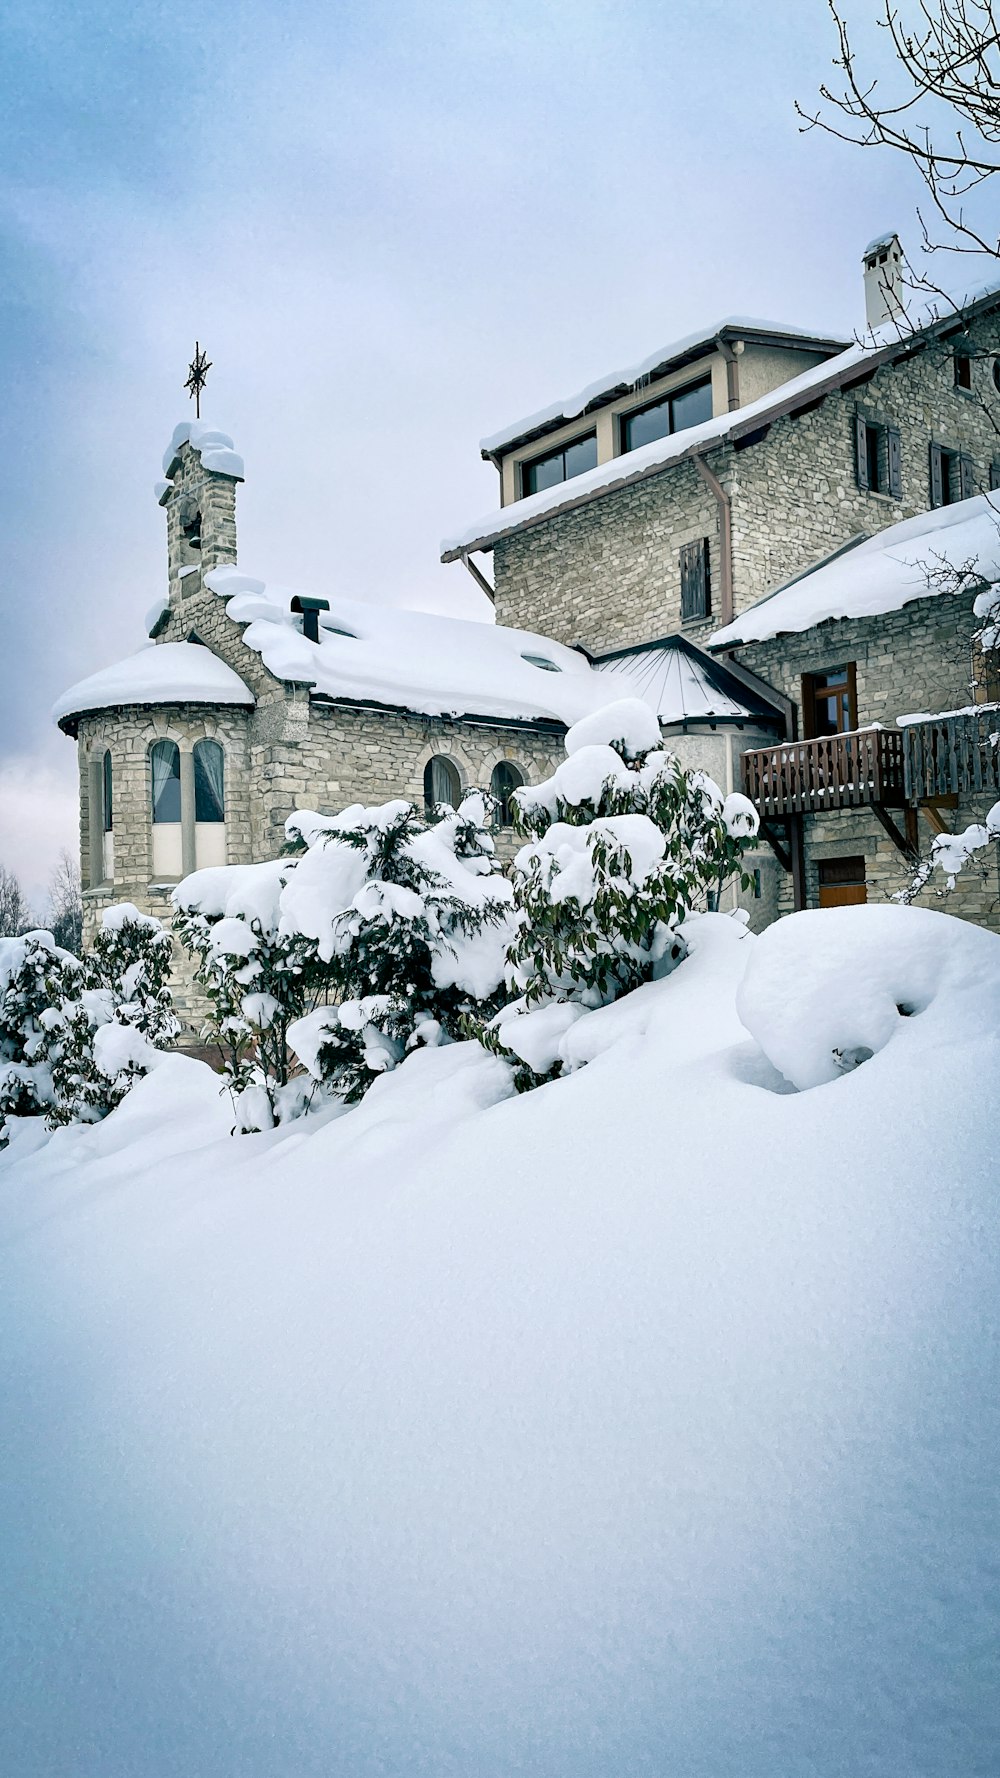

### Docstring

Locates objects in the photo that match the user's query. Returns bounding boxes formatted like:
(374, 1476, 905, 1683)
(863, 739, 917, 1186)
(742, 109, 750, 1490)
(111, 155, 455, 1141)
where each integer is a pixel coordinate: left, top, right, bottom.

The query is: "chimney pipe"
(863, 232, 905, 330)
(290, 595, 330, 644)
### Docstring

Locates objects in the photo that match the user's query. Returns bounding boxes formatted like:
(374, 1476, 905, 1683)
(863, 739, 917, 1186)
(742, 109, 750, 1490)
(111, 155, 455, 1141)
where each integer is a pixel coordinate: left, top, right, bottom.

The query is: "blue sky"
(0, 0, 944, 901)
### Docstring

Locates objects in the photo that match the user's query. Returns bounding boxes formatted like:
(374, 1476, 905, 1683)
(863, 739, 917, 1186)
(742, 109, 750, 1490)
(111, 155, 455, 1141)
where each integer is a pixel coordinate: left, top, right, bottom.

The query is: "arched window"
(150, 740, 181, 822)
(194, 739, 224, 822)
(194, 738, 227, 869)
(423, 755, 461, 815)
(150, 740, 182, 878)
(490, 760, 524, 828)
(101, 750, 114, 880)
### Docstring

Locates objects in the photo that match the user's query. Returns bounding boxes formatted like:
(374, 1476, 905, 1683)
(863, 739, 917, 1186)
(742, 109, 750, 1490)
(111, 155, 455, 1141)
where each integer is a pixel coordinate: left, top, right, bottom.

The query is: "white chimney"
(863, 233, 905, 329)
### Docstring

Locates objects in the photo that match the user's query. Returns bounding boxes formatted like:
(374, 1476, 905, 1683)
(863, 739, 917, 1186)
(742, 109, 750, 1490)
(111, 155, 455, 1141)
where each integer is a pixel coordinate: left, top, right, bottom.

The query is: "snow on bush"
(282, 793, 515, 1105)
(174, 794, 515, 1124)
(737, 901, 1000, 1090)
(898, 797, 1000, 904)
(0, 907, 177, 1141)
(483, 699, 757, 1087)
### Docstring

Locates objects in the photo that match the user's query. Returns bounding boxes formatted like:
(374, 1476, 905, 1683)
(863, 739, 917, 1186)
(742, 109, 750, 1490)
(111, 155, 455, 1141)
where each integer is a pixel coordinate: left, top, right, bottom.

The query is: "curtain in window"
(424, 756, 461, 812)
(101, 751, 113, 832)
(194, 739, 225, 822)
(490, 761, 523, 827)
(150, 740, 181, 823)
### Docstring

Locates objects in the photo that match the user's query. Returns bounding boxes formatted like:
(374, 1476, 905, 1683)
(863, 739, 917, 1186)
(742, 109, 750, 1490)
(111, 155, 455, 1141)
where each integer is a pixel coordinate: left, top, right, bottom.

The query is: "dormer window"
(620, 375, 712, 455)
(521, 432, 597, 497)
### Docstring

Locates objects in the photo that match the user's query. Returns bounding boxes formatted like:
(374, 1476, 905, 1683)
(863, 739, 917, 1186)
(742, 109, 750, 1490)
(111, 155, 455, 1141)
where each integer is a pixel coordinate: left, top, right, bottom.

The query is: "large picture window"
(520, 432, 597, 498)
(620, 376, 712, 455)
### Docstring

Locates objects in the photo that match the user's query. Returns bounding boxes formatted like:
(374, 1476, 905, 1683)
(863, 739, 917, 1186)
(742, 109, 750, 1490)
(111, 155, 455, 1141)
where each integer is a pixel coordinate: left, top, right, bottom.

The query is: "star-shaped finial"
(184, 341, 212, 419)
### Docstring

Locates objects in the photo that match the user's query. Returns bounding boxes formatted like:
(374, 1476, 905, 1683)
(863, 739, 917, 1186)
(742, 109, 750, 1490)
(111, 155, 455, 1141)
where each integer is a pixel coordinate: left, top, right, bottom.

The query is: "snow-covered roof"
(709, 491, 1000, 649)
(158, 420, 245, 494)
(205, 565, 613, 726)
(203, 565, 786, 732)
(479, 318, 849, 458)
(53, 642, 256, 729)
(592, 639, 782, 727)
(442, 280, 1000, 562)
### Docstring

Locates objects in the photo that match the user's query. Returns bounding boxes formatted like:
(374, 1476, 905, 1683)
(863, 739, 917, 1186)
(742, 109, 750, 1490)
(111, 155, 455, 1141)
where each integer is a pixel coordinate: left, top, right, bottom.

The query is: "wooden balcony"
(741, 728, 906, 818)
(902, 710, 1000, 803)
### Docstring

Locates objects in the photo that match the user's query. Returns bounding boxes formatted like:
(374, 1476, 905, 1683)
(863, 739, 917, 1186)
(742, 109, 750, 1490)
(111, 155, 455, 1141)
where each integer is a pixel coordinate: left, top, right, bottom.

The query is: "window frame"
(930, 440, 975, 507)
(801, 663, 858, 739)
(423, 754, 462, 817)
(679, 537, 711, 622)
(101, 749, 113, 834)
(193, 737, 225, 825)
(520, 431, 598, 499)
(854, 410, 902, 499)
(953, 348, 973, 392)
(149, 738, 182, 825)
(619, 374, 713, 457)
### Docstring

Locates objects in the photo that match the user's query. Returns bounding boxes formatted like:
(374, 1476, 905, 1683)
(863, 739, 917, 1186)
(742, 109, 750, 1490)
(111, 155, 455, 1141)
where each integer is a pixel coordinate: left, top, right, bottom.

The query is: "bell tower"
(158, 422, 244, 586)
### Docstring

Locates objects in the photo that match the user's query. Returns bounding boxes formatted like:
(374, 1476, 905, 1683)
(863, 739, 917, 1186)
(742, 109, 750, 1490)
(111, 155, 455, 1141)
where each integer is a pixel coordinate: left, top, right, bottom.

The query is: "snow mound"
(737, 902, 1000, 1089)
(53, 642, 255, 726)
(565, 696, 662, 760)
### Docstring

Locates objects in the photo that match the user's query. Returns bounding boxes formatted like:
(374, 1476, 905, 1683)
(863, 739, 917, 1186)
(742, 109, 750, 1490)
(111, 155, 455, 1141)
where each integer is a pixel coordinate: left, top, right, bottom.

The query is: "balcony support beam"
(872, 803, 919, 861)
(790, 815, 806, 911)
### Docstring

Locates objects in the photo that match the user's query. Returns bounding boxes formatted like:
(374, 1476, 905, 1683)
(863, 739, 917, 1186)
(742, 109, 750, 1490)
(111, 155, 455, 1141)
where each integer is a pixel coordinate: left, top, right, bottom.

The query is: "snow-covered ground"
(1, 905, 998, 1776)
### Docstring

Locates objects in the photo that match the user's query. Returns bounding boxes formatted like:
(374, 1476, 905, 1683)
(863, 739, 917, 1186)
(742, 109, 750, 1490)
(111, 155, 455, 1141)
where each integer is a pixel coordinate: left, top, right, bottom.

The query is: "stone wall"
(492, 309, 1000, 653)
(732, 588, 1000, 931)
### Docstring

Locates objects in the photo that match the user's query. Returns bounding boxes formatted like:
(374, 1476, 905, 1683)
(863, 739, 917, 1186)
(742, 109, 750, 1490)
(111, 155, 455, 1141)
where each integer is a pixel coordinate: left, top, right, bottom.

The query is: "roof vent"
(290, 595, 330, 644)
(521, 652, 561, 673)
(863, 232, 905, 330)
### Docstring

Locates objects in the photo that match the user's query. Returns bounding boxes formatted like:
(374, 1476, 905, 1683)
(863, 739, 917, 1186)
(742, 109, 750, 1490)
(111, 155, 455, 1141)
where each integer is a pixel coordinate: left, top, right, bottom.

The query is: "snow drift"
(0, 905, 998, 1776)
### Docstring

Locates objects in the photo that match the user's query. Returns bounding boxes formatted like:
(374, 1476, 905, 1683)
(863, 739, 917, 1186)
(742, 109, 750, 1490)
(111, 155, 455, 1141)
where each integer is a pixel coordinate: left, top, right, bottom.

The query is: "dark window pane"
(102, 751, 113, 832)
(523, 449, 566, 496)
(670, 377, 713, 433)
(622, 396, 672, 454)
(865, 425, 882, 491)
(150, 740, 181, 824)
(955, 352, 972, 390)
(522, 433, 596, 496)
(490, 761, 524, 826)
(940, 449, 958, 505)
(822, 670, 848, 689)
(563, 434, 597, 480)
(194, 740, 225, 823)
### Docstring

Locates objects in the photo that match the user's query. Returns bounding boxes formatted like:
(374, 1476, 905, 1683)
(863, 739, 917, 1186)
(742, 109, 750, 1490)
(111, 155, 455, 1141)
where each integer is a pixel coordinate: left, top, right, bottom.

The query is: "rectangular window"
(930, 442, 975, 507)
(620, 375, 713, 455)
(679, 537, 711, 621)
(954, 350, 973, 391)
(802, 664, 857, 738)
(818, 856, 867, 908)
(854, 411, 901, 497)
(521, 432, 597, 497)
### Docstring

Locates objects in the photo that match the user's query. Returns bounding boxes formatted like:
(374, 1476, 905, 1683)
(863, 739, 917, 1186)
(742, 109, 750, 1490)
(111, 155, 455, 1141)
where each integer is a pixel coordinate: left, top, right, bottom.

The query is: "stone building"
(54, 418, 780, 1031)
(442, 238, 1000, 925)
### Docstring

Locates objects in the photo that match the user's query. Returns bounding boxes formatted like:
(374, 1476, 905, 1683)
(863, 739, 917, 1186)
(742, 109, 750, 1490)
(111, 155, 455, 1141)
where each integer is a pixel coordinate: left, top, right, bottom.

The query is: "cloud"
(0, 749, 78, 914)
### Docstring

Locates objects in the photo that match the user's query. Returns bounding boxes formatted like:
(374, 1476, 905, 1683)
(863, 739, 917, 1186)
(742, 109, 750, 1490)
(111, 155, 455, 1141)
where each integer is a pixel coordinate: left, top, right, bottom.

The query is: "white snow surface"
(205, 564, 618, 726)
(443, 284, 1000, 559)
(162, 419, 245, 480)
(711, 491, 1000, 647)
(52, 641, 255, 724)
(1, 905, 998, 1775)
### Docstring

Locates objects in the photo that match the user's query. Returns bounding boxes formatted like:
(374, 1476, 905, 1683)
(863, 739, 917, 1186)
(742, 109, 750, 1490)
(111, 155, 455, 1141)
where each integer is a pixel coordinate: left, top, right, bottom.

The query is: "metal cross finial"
(184, 341, 212, 419)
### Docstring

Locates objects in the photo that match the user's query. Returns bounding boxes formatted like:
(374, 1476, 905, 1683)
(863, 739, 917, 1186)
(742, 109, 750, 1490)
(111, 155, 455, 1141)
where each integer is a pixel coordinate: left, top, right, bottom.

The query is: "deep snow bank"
(1, 908, 998, 1777)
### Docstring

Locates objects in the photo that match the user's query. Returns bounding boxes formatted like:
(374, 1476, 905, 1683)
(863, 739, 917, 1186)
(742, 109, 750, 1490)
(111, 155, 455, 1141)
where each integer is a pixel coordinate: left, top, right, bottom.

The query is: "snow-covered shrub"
(482, 699, 758, 1088)
(0, 930, 78, 1136)
(172, 860, 307, 1131)
(41, 905, 179, 1126)
(897, 797, 1000, 905)
(283, 794, 515, 1104)
(0, 906, 178, 1140)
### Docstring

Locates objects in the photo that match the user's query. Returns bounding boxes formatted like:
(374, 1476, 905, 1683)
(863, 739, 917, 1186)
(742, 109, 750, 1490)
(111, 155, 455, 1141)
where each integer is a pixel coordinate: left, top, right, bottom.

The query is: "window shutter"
(959, 452, 976, 499)
(886, 426, 902, 499)
(680, 539, 709, 620)
(854, 413, 869, 492)
(929, 441, 944, 508)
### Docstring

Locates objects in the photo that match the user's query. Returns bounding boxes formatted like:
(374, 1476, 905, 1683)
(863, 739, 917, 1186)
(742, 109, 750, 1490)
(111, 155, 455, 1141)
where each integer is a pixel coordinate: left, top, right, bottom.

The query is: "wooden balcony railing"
(741, 729, 906, 818)
(902, 711, 1000, 802)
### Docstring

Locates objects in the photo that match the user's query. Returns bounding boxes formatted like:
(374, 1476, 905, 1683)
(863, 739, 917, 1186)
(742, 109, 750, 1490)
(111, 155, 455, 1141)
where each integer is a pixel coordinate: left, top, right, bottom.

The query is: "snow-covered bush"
(0, 906, 178, 1140)
(173, 859, 307, 1132)
(40, 905, 179, 1126)
(282, 794, 515, 1105)
(897, 798, 1000, 905)
(482, 700, 758, 1088)
(173, 793, 515, 1125)
(0, 930, 78, 1134)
